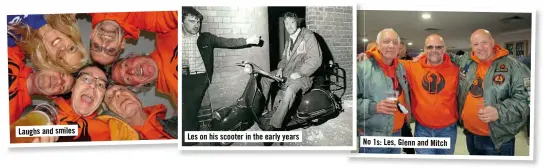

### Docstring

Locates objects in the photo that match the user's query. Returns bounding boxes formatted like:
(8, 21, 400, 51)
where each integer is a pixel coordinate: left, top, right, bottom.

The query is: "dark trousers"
(401, 120, 415, 154)
(464, 129, 515, 156)
(181, 73, 209, 146)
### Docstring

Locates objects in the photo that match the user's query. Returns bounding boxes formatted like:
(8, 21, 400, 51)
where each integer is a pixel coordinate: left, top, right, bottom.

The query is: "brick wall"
(306, 6, 353, 99)
(194, 6, 270, 125)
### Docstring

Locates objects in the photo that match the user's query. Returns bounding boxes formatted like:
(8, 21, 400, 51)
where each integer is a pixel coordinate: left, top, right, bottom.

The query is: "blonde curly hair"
(9, 14, 89, 73)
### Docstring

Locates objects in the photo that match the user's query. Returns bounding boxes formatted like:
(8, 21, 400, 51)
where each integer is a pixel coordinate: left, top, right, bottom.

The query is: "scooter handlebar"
(236, 61, 285, 83)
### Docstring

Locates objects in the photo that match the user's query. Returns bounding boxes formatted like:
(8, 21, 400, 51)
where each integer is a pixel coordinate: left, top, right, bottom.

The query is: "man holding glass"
(357, 28, 412, 154)
(454, 29, 529, 155)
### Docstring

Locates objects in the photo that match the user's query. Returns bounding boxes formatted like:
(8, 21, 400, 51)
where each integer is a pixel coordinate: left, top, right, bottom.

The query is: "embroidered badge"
(495, 64, 508, 72)
(523, 78, 531, 91)
(493, 74, 505, 85)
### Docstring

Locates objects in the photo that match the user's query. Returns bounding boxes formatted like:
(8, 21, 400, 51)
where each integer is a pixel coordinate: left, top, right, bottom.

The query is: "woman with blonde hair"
(8, 14, 89, 73)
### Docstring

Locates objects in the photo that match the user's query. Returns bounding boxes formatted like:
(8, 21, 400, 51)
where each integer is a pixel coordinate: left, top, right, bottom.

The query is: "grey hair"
(376, 28, 400, 43)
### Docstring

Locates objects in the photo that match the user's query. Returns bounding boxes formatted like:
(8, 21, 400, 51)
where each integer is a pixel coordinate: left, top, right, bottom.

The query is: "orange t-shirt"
(8, 46, 33, 124)
(132, 104, 174, 140)
(461, 44, 509, 136)
(366, 47, 407, 133)
(151, 27, 178, 107)
(54, 98, 112, 142)
(401, 54, 459, 129)
(90, 11, 178, 39)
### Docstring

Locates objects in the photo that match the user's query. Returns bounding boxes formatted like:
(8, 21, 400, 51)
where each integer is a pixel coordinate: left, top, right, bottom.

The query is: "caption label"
(185, 131, 302, 142)
(16, 125, 78, 137)
(359, 136, 450, 149)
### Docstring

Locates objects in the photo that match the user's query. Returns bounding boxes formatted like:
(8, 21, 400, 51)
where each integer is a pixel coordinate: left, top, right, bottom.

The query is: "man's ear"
(121, 38, 126, 50)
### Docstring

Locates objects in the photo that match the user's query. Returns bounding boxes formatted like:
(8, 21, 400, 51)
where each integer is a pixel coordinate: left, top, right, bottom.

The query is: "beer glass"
(10, 103, 58, 143)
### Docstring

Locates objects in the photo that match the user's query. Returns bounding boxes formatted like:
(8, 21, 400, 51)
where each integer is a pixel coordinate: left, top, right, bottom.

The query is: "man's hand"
(357, 53, 366, 62)
(412, 52, 425, 62)
(246, 35, 260, 45)
(290, 73, 301, 80)
(376, 99, 397, 115)
(478, 106, 499, 123)
(275, 68, 283, 78)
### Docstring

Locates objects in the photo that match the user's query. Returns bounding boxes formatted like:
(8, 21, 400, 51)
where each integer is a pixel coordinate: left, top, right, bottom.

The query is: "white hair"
(376, 28, 400, 43)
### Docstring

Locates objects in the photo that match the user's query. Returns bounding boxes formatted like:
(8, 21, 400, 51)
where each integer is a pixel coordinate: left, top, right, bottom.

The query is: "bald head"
(425, 34, 445, 46)
(470, 29, 495, 61)
(424, 34, 446, 65)
(376, 28, 401, 60)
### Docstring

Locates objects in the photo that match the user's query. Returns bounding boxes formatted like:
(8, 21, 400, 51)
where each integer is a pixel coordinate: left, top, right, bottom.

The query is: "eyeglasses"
(90, 42, 121, 57)
(425, 45, 445, 50)
(77, 72, 108, 90)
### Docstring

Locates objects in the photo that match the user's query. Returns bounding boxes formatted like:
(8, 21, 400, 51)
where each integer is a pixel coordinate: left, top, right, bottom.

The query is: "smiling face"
(41, 28, 84, 68)
(71, 66, 108, 116)
(90, 20, 125, 65)
(104, 85, 143, 119)
(32, 69, 74, 96)
(424, 34, 446, 64)
(471, 29, 495, 61)
(111, 55, 158, 86)
(377, 30, 401, 60)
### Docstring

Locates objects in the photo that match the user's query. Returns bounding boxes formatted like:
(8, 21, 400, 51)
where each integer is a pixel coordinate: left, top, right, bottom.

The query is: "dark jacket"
(196, 32, 249, 81)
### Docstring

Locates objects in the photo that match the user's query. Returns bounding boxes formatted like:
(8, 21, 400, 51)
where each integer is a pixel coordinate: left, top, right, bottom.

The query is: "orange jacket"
(54, 98, 140, 142)
(133, 104, 175, 140)
(90, 12, 178, 107)
(8, 46, 33, 124)
(90, 11, 178, 40)
(151, 28, 178, 108)
(400, 54, 459, 129)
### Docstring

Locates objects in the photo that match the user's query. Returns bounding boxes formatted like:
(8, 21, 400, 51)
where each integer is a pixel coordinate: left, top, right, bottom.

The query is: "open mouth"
(81, 94, 95, 106)
(52, 38, 60, 46)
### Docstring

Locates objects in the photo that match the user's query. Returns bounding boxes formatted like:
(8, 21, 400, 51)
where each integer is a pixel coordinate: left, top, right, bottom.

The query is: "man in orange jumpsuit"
(104, 85, 176, 140)
(9, 46, 74, 124)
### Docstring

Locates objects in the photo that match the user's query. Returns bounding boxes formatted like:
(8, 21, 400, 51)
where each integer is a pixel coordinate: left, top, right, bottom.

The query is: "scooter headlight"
(244, 64, 253, 74)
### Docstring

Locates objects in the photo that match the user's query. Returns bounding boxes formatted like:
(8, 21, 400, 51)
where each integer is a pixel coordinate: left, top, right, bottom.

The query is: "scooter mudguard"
(210, 104, 254, 131)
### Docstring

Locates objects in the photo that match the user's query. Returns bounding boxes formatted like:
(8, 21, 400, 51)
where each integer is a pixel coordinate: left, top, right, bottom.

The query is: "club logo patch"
(493, 74, 505, 85)
(422, 72, 445, 94)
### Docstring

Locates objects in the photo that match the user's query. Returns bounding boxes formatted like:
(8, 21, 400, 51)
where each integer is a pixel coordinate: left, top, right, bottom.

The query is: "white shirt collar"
(289, 28, 301, 42)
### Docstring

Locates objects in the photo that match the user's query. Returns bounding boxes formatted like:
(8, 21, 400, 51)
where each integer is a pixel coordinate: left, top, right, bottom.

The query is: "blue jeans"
(359, 131, 402, 154)
(464, 129, 515, 156)
(414, 122, 457, 155)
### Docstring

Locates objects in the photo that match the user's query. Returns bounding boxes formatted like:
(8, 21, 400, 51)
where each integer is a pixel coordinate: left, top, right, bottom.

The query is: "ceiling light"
(422, 13, 431, 20)
(362, 38, 368, 42)
(408, 42, 413, 46)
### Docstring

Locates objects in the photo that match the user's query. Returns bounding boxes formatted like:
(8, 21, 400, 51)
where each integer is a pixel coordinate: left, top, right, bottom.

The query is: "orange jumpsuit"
(91, 12, 178, 107)
(133, 104, 175, 140)
(54, 98, 140, 141)
(8, 46, 33, 124)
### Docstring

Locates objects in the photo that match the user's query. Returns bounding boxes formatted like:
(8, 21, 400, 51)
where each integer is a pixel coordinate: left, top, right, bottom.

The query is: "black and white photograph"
(181, 6, 355, 148)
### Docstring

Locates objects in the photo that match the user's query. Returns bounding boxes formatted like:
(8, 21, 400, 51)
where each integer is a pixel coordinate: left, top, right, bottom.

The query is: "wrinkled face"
(424, 36, 446, 64)
(41, 28, 83, 67)
(377, 31, 400, 60)
(471, 33, 495, 61)
(182, 15, 200, 35)
(33, 69, 74, 96)
(71, 67, 108, 116)
(90, 20, 125, 65)
(104, 85, 142, 119)
(284, 17, 298, 35)
(111, 56, 158, 86)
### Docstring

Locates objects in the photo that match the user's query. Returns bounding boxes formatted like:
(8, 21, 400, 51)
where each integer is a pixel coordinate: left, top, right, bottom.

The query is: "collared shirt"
(286, 28, 301, 60)
(182, 33, 206, 73)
